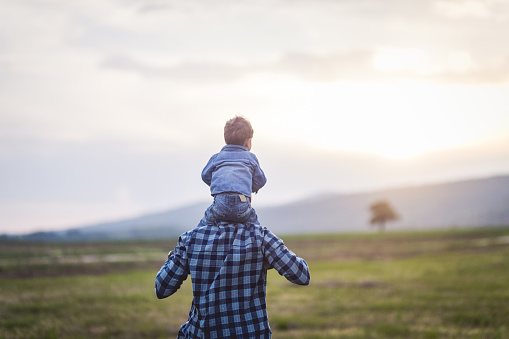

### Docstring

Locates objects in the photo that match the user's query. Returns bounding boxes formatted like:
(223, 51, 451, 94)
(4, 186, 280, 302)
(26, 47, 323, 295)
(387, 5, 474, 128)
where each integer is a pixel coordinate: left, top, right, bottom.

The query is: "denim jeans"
(199, 193, 259, 226)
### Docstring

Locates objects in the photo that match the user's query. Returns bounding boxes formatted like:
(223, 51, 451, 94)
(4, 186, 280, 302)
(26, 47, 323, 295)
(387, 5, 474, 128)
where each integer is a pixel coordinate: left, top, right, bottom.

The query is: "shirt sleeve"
(201, 155, 216, 187)
(251, 155, 267, 194)
(155, 233, 190, 299)
(262, 229, 310, 285)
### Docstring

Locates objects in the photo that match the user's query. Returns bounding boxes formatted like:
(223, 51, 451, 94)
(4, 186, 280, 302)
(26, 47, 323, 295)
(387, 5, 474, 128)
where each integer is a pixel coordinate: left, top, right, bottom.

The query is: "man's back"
(155, 222, 310, 338)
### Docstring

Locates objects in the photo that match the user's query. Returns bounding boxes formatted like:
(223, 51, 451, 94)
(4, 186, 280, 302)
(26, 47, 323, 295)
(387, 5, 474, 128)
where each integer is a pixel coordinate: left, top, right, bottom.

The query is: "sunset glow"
(251, 79, 509, 160)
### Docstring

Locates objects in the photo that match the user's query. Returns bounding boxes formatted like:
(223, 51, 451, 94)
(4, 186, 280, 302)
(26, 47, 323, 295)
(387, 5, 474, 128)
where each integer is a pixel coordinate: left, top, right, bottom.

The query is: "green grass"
(1, 227, 509, 338)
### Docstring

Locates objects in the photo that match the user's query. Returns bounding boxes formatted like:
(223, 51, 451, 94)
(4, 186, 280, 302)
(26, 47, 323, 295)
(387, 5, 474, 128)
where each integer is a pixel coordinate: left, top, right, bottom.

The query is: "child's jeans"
(199, 193, 259, 226)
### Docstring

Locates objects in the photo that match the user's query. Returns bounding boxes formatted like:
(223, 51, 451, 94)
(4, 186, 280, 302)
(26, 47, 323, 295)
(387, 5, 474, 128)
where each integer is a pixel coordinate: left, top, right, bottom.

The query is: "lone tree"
(369, 200, 399, 232)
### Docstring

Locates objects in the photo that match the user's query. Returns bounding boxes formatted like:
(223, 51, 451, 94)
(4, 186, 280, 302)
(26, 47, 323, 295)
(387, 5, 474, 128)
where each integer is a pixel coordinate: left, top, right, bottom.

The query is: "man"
(155, 221, 310, 338)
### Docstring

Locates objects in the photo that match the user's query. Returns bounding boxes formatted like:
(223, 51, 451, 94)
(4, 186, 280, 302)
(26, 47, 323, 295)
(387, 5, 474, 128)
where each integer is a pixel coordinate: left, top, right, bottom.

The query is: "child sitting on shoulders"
(199, 116, 266, 226)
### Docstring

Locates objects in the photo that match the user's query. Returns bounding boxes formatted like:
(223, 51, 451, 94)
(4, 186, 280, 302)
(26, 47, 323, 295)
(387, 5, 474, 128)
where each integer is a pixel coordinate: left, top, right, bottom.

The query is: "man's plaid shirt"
(155, 221, 310, 338)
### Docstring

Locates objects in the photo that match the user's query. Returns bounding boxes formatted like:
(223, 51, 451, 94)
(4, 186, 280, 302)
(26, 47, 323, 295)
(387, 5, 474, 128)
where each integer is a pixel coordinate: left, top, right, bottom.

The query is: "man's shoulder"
(180, 222, 275, 237)
(180, 224, 216, 238)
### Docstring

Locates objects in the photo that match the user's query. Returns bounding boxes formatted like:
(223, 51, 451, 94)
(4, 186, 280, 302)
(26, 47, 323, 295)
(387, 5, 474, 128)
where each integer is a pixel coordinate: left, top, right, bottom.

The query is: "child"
(200, 116, 266, 226)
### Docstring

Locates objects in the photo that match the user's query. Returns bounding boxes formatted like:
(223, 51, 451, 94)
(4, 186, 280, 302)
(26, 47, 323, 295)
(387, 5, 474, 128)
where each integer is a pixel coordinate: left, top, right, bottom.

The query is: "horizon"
(2, 0, 509, 234)
(5, 172, 508, 236)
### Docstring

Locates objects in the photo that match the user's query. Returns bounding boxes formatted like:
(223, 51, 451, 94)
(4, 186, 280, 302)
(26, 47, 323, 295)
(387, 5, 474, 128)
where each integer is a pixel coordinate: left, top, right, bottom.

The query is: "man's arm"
(155, 234, 190, 299)
(263, 229, 310, 285)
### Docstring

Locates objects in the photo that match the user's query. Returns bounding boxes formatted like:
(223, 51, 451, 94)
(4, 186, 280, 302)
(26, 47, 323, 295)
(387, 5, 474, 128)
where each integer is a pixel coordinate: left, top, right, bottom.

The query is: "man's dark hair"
(224, 116, 254, 146)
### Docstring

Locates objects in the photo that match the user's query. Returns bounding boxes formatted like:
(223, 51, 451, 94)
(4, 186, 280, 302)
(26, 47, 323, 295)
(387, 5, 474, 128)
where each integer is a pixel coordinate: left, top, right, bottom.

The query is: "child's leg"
(233, 201, 254, 223)
(246, 206, 260, 225)
(197, 203, 217, 227)
(211, 193, 253, 223)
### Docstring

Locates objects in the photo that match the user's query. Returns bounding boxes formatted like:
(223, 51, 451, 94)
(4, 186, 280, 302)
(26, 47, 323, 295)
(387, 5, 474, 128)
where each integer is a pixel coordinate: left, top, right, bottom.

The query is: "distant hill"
(62, 202, 210, 241)
(19, 175, 509, 241)
(259, 175, 509, 234)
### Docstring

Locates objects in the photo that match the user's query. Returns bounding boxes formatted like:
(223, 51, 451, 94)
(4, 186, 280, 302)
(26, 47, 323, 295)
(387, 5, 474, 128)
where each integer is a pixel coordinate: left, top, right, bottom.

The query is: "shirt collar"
(221, 144, 248, 151)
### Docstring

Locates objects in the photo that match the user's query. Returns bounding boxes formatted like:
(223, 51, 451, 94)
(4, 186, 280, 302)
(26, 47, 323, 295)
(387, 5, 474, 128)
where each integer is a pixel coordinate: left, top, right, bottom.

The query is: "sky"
(1, 0, 509, 234)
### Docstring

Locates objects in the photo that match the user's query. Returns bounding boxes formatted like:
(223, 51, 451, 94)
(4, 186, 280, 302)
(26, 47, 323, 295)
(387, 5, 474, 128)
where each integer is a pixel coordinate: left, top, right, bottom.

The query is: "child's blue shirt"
(201, 144, 267, 197)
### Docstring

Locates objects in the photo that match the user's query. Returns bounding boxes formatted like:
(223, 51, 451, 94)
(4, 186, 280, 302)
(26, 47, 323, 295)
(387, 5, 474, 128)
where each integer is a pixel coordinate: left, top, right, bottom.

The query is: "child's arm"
(252, 156, 267, 194)
(201, 155, 217, 187)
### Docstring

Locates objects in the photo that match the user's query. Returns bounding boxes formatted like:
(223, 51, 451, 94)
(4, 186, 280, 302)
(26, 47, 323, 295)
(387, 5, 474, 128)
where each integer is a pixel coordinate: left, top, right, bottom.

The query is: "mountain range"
(20, 175, 509, 241)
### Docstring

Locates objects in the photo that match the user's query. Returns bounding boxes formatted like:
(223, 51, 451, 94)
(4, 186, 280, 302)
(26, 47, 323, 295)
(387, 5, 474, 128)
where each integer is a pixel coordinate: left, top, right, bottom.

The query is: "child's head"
(224, 116, 254, 149)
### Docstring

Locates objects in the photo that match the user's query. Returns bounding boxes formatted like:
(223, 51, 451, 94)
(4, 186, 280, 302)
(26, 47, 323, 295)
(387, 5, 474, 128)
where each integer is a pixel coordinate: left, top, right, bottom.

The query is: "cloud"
(100, 50, 377, 83)
(101, 51, 509, 85)
(432, 0, 498, 18)
(269, 51, 376, 81)
(101, 55, 244, 83)
(136, 2, 173, 14)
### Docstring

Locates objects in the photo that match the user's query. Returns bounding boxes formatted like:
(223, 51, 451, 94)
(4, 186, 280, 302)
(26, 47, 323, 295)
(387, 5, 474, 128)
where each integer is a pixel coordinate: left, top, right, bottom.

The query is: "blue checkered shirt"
(155, 222, 310, 338)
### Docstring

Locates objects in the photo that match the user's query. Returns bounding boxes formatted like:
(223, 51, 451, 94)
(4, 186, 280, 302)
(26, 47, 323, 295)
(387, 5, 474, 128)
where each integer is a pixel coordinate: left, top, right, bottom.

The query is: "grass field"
(1, 227, 509, 338)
